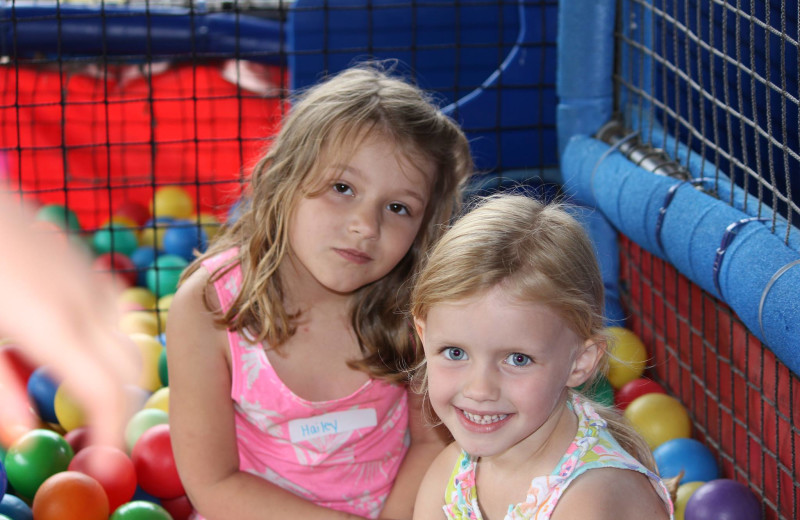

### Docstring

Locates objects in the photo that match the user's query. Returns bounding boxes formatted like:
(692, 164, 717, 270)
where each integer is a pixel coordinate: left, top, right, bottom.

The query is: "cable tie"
(655, 178, 713, 253)
(758, 258, 800, 341)
(712, 217, 770, 299)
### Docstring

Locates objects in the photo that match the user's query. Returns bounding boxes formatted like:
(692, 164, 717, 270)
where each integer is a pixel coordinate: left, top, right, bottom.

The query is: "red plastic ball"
(32, 471, 109, 520)
(131, 423, 184, 499)
(63, 426, 91, 454)
(93, 252, 138, 288)
(160, 494, 194, 520)
(115, 200, 151, 227)
(614, 377, 667, 410)
(69, 445, 138, 512)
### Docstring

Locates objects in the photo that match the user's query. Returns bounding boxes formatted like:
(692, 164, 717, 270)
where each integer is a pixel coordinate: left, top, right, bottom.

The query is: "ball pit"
(68, 446, 137, 513)
(4, 429, 74, 500)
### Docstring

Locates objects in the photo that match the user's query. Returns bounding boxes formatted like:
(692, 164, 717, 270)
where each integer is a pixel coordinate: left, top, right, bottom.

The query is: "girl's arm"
(410, 442, 460, 520)
(167, 268, 368, 520)
(379, 390, 451, 519)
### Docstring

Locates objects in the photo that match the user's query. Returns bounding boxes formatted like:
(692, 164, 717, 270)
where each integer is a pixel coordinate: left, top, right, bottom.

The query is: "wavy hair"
(410, 194, 659, 473)
(182, 62, 472, 383)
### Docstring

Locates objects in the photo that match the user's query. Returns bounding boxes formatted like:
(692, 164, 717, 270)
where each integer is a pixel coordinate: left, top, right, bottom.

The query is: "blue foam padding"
(563, 134, 800, 376)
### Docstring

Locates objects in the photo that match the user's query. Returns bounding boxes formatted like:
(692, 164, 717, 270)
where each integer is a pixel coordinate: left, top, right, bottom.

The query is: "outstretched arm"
(0, 194, 139, 459)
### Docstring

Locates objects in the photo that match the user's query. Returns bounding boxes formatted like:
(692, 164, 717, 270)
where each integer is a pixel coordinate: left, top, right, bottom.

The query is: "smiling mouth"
(461, 410, 509, 425)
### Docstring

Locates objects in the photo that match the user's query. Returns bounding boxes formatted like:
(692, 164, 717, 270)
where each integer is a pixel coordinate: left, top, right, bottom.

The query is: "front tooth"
(463, 411, 507, 424)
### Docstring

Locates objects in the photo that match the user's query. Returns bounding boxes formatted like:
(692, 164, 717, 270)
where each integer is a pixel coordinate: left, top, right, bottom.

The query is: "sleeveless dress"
(192, 248, 410, 519)
(443, 395, 673, 519)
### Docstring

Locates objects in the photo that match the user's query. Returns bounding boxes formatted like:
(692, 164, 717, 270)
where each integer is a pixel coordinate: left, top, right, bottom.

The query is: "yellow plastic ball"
(144, 387, 170, 414)
(120, 311, 160, 337)
(674, 481, 706, 520)
(129, 333, 166, 392)
(138, 222, 169, 250)
(118, 287, 157, 311)
(151, 186, 194, 220)
(605, 326, 648, 389)
(624, 393, 691, 450)
(54, 385, 86, 432)
(194, 212, 221, 241)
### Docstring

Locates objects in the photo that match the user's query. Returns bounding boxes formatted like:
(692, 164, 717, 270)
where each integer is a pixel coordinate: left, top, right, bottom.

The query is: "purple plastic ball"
(685, 479, 761, 520)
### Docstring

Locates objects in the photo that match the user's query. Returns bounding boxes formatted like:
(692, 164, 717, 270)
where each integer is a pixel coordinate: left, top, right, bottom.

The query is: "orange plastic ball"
(32, 471, 109, 520)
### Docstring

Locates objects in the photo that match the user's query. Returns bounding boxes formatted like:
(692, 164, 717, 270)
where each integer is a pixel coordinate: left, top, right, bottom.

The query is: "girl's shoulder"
(550, 467, 671, 520)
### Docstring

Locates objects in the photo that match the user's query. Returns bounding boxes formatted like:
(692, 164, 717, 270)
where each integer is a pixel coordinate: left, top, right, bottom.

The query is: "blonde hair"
(410, 194, 658, 473)
(182, 62, 472, 383)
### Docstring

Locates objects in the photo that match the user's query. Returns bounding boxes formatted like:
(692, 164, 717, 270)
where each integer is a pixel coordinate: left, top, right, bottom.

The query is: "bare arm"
(380, 391, 451, 520)
(167, 268, 369, 520)
(0, 195, 138, 456)
(411, 442, 460, 520)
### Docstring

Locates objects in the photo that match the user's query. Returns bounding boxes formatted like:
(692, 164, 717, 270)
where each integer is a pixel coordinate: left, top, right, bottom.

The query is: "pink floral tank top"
(195, 249, 410, 519)
(443, 395, 673, 519)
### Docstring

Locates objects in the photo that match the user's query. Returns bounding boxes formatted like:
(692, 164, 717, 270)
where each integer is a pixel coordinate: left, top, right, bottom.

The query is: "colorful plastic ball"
(130, 247, 160, 286)
(93, 252, 138, 288)
(139, 218, 174, 251)
(32, 471, 109, 520)
(26, 366, 60, 424)
(615, 377, 667, 410)
(111, 500, 173, 520)
(0, 454, 6, 497)
(120, 311, 160, 337)
(675, 481, 705, 520)
(162, 220, 208, 261)
(144, 387, 170, 414)
(54, 384, 86, 432)
(125, 409, 169, 454)
(130, 334, 165, 392)
(194, 212, 221, 241)
(0, 493, 33, 520)
(68, 445, 137, 513)
(145, 254, 188, 298)
(63, 427, 91, 455)
(131, 424, 185, 499)
(151, 186, 194, 220)
(158, 347, 169, 387)
(576, 375, 614, 407)
(160, 494, 193, 520)
(4, 429, 74, 500)
(684, 479, 761, 520)
(119, 287, 157, 312)
(35, 204, 81, 232)
(653, 438, 719, 485)
(115, 200, 151, 227)
(93, 224, 139, 257)
(624, 393, 691, 450)
(605, 327, 648, 388)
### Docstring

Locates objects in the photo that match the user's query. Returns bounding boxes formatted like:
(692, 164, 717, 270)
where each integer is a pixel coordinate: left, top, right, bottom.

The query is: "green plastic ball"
(145, 255, 188, 298)
(110, 500, 173, 520)
(158, 348, 169, 387)
(93, 224, 139, 257)
(36, 204, 81, 232)
(577, 375, 615, 408)
(4, 428, 74, 500)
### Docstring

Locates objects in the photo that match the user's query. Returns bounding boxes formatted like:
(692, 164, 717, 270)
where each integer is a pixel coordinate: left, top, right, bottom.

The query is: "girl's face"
(415, 285, 599, 460)
(286, 133, 433, 296)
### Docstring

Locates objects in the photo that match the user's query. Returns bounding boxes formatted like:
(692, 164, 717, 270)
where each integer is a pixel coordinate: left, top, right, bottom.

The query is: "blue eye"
(333, 183, 353, 195)
(443, 347, 468, 361)
(387, 202, 410, 216)
(506, 353, 532, 367)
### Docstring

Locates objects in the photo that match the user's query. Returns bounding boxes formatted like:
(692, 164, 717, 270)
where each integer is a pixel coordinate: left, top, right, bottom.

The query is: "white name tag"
(288, 409, 377, 443)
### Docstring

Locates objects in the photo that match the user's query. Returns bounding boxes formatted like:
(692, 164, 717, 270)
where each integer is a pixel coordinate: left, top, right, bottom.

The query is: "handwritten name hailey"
(299, 419, 339, 438)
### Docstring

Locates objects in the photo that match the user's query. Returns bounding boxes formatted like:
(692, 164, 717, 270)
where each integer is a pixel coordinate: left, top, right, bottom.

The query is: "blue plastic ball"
(26, 367, 59, 424)
(162, 220, 208, 261)
(653, 437, 719, 485)
(0, 494, 33, 520)
(130, 246, 160, 286)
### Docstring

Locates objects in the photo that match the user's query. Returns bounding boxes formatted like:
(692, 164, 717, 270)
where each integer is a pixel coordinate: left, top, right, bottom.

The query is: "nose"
(348, 202, 381, 240)
(461, 363, 500, 402)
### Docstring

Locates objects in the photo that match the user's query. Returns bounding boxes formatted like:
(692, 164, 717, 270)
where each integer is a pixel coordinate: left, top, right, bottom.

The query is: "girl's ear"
(566, 337, 606, 388)
(413, 318, 426, 343)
